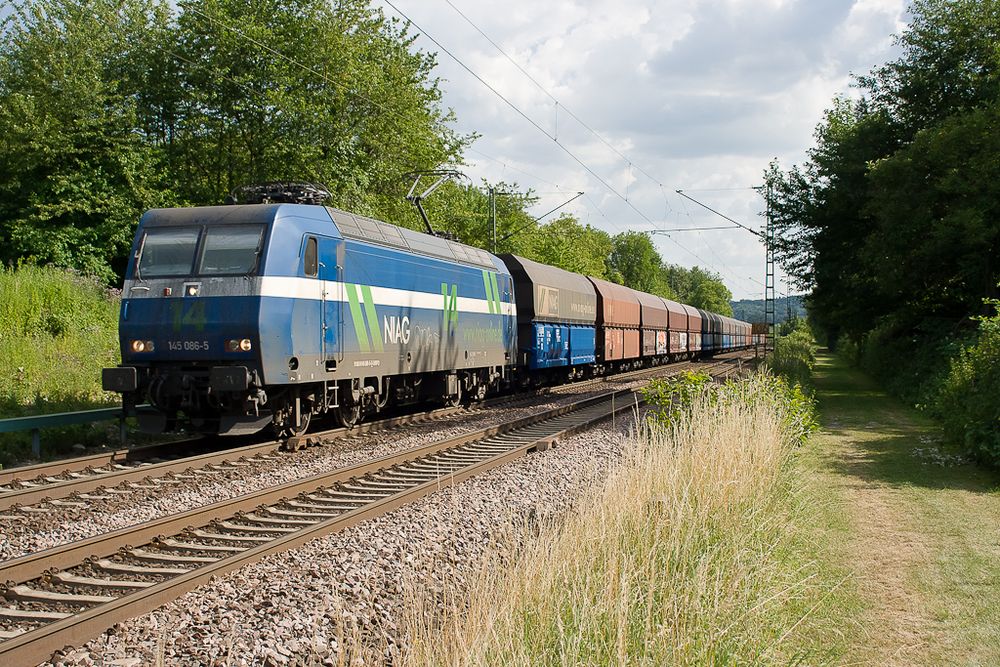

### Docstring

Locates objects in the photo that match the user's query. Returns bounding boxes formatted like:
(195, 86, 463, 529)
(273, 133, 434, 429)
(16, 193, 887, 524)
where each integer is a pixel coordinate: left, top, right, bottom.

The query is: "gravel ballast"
(0, 377, 652, 563)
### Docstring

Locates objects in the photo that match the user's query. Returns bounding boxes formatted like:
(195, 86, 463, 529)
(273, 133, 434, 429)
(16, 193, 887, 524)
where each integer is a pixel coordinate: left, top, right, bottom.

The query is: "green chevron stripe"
(360, 284, 383, 353)
(490, 271, 501, 313)
(481, 270, 495, 314)
(345, 283, 370, 353)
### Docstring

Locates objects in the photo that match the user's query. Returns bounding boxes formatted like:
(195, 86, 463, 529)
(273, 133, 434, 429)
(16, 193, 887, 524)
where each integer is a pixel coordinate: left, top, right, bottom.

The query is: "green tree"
(607, 231, 666, 294)
(865, 102, 1000, 319)
(520, 215, 613, 279)
(766, 0, 1000, 345)
(0, 0, 173, 282)
(764, 97, 900, 343)
(166, 0, 466, 213)
(658, 263, 732, 311)
(861, 0, 1000, 133)
(659, 264, 691, 301)
(687, 266, 733, 315)
(418, 180, 538, 253)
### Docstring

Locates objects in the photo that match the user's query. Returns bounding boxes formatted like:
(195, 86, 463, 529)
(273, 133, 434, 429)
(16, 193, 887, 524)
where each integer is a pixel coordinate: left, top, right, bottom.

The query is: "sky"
(373, 0, 910, 300)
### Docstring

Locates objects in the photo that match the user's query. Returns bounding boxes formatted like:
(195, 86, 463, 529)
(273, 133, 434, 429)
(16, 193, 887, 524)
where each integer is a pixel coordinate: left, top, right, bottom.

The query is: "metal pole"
(490, 186, 497, 253)
(765, 182, 776, 351)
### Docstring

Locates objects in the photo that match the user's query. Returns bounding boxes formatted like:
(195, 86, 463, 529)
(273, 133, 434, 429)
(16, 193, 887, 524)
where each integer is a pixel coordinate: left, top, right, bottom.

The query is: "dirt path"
(809, 351, 1000, 666)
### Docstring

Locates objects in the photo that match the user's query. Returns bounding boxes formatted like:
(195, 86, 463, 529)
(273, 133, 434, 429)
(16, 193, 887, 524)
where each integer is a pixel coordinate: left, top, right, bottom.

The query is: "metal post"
(490, 186, 497, 254)
(31, 429, 40, 458)
(765, 182, 776, 351)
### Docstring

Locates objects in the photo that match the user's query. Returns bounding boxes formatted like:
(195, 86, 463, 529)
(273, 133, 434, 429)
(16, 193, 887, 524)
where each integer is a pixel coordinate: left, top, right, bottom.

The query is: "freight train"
(102, 199, 752, 437)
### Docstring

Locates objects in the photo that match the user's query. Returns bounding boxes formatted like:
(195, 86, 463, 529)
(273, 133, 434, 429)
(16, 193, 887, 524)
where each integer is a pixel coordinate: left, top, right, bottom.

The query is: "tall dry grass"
(404, 373, 828, 666)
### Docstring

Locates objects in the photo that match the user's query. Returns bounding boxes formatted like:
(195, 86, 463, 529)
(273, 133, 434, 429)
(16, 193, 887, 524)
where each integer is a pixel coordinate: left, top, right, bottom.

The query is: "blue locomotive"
(103, 194, 751, 437)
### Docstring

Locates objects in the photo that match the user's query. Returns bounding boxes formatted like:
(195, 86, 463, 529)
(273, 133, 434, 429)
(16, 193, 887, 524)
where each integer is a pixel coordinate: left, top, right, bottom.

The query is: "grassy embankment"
(0, 265, 121, 465)
(404, 371, 858, 666)
(805, 351, 1000, 665)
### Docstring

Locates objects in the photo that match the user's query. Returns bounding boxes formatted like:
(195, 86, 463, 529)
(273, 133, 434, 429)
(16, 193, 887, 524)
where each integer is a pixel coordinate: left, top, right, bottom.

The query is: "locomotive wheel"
(470, 382, 488, 404)
(289, 409, 311, 437)
(337, 402, 362, 428)
(275, 408, 311, 439)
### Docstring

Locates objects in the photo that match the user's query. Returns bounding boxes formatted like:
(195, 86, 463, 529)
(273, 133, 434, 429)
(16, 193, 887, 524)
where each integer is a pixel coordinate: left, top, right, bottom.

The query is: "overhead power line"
(442, 0, 668, 191)
(650, 226, 741, 232)
(387, 3, 780, 298)
(675, 190, 762, 238)
(384, 1, 757, 285)
(383, 0, 651, 234)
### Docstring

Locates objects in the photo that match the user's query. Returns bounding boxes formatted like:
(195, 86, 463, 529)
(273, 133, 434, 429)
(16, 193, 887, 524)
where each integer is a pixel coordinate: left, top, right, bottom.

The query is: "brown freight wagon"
(587, 277, 641, 362)
(661, 298, 688, 356)
(633, 290, 669, 358)
(682, 304, 702, 355)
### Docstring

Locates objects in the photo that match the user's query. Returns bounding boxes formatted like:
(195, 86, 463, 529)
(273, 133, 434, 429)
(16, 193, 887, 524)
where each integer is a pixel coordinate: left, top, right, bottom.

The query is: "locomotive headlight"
(226, 338, 252, 352)
(130, 340, 154, 353)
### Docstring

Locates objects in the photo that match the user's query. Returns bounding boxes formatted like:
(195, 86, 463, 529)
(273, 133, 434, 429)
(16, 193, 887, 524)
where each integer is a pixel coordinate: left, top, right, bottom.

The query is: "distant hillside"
(731, 295, 807, 324)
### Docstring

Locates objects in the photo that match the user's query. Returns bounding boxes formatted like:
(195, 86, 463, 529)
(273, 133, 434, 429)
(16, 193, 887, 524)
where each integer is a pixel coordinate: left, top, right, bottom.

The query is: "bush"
(834, 334, 859, 365)
(936, 302, 1000, 466)
(769, 324, 816, 390)
(858, 317, 970, 410)
(642, 370, 818, 446)
(0, 264, 121, 465)
(640, 371, 712, 427)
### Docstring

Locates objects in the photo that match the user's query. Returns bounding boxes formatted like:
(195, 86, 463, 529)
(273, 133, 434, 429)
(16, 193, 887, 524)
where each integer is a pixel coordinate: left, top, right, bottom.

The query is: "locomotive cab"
(103, 204, 340, 435)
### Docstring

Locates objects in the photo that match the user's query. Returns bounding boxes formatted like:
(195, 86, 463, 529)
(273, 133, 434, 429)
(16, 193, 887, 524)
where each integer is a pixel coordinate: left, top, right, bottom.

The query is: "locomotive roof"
(141, 204, 502, 272)
(141, 204, 279, 226)
(325, 206, 498, 271)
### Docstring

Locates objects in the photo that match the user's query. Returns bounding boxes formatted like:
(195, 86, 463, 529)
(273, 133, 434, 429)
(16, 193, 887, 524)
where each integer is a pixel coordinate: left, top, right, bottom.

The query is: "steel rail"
(0, 388, 627, 585)
(0, 439, 197, 488)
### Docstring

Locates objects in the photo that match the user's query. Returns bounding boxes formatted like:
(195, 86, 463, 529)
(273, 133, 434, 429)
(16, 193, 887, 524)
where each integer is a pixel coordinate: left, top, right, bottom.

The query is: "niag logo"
(383, 315, 411, 345)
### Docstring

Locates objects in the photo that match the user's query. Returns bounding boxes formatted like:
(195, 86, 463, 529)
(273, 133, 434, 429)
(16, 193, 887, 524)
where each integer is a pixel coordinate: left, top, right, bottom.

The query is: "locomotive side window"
(136, 227, 200, 277)
(199, 225, 265, 275)
(304, 237, 318, 277)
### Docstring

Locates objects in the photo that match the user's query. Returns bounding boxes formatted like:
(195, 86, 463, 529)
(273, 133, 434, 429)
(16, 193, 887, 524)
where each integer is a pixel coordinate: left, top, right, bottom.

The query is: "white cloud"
(378, 0, 909, 299)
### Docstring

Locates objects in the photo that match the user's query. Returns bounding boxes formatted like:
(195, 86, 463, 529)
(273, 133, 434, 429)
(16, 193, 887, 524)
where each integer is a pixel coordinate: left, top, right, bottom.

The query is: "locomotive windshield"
(198, 225, 264, 275)
(135, 224, 264, 277)
(136, 227, 199, 277)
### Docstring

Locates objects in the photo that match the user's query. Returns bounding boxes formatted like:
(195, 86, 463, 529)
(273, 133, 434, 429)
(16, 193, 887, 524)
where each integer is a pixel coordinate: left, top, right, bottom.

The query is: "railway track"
(0, 354, 750, 514)
(0, 388, 645, 663)
(0, 405, 471, 514)
(0, 354, 749, 664)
